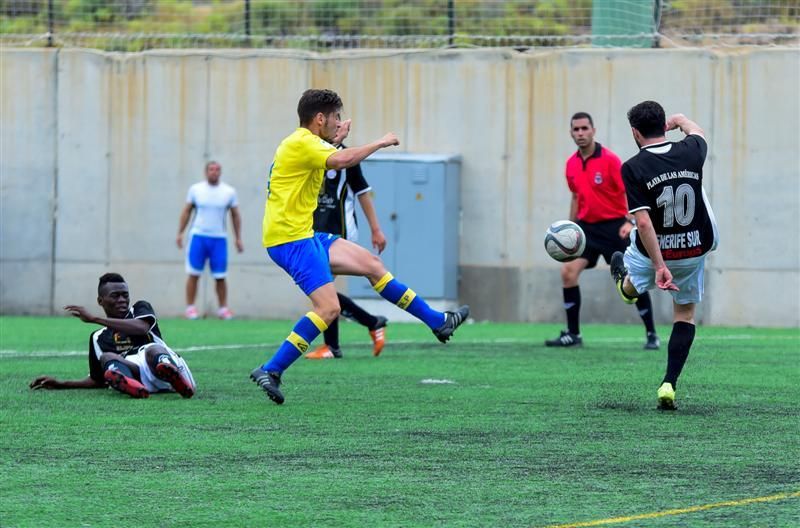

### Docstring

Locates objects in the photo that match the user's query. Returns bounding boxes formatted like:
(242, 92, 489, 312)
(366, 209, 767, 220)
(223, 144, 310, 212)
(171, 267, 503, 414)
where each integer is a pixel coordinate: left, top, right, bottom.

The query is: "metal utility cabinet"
(346, 153, 461, 304)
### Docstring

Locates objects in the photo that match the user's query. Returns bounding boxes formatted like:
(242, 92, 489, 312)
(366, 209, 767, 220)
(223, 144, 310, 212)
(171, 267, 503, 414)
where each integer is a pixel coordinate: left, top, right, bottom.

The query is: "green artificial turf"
(1, 317, 798, 527)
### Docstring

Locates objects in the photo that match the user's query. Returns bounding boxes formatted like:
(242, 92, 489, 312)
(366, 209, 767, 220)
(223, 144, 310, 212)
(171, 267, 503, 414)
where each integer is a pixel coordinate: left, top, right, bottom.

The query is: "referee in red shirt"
(546, 112, 659, 350)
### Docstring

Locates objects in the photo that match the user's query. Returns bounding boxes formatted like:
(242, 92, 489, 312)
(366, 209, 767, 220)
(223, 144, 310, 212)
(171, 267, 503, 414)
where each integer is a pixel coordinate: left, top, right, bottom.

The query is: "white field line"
(0, 334, 796, 359)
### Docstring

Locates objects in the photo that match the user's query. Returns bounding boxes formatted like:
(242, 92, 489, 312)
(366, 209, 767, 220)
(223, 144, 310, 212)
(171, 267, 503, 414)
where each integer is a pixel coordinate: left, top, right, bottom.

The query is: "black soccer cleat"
(644, 332, 661, 350)
(432, 305, 470, 343)
(610, 251, 638, 304)
(545, 330, 583, 347)
(250, 367, 284, 405)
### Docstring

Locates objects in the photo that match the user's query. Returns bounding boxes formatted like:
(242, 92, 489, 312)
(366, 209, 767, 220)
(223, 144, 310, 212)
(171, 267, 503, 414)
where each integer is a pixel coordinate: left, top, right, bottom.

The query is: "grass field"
(1, 316, 798, 527)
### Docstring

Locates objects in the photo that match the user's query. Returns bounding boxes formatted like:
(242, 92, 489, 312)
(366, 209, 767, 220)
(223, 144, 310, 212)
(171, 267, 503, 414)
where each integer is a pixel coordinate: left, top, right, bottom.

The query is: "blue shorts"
(267, 232, 340, 296)
(186, 234, 228, 278)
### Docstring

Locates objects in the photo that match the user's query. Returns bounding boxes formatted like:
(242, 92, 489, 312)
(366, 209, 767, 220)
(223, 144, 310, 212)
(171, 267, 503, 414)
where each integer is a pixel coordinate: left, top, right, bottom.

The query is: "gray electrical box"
(346, 153, 461, 301)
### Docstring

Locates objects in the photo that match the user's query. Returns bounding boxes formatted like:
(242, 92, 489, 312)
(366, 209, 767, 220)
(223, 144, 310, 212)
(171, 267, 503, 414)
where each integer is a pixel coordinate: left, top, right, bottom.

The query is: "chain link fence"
(1, 1, 798, 51)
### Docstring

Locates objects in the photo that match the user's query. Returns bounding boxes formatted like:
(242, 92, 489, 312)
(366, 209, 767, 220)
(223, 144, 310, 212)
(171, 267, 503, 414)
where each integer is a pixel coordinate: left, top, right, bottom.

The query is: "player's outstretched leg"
(373, 272, 469, 344)
(610, 251, 638, 304)
(330, 239, 469, 344)
(251, 311, 329, 404)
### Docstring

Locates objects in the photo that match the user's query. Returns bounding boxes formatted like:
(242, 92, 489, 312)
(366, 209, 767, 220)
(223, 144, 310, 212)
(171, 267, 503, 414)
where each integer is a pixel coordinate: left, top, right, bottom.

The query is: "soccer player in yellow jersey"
(250, 89, 470, 405)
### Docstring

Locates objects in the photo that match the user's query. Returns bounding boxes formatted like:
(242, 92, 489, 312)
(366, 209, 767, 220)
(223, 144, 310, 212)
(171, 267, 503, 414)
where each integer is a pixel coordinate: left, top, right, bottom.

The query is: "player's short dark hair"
(570, 112, 593, 127)
(98, 272, 126, 295)
(297, 89, 342, 126)
(205, 160, 220, 171)
(627, 101, 666, 139)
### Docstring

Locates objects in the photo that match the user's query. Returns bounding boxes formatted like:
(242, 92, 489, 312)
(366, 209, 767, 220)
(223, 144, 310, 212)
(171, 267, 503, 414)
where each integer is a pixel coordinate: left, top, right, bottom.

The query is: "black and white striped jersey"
(313, 145, 371, 241)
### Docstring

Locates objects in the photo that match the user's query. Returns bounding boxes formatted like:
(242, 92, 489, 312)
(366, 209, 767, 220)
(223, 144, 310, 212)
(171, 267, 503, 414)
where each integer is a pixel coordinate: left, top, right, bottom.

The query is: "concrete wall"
(1, 47, 798, 327)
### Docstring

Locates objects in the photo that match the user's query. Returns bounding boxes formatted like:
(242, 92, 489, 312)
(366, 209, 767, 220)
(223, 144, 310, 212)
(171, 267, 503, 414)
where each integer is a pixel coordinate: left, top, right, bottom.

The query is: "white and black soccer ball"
(544, 220, 586, 262)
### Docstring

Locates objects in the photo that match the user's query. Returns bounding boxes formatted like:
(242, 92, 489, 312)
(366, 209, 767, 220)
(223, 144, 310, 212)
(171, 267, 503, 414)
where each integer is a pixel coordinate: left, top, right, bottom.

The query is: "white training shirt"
(186, 181, 239, 238)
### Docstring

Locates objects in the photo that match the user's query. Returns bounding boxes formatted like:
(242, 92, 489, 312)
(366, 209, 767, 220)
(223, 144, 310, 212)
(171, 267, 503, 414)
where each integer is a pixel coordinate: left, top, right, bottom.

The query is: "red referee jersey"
(565, 142, 628, 223)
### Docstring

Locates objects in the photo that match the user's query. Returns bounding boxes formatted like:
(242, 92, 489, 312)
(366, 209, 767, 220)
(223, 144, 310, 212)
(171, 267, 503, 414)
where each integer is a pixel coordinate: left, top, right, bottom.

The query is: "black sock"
(338, 293, 378, 329)
(664, 321, 696, 388)
(105, 360, 134, 379)
(563, 286, 581, 335)
(635, 292, 657, 334)
(324, 317, 340, 350)
(150, 353, 176, 379)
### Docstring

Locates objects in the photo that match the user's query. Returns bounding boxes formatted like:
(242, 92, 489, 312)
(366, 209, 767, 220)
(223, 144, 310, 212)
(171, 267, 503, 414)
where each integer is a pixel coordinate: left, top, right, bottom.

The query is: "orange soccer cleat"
(369, 316, 388, 356)
(305, 345, 340, 359)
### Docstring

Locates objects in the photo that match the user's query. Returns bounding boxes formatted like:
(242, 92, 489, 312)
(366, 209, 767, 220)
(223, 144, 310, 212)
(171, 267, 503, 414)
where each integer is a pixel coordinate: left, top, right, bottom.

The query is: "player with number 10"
(611, 101, 719, 410)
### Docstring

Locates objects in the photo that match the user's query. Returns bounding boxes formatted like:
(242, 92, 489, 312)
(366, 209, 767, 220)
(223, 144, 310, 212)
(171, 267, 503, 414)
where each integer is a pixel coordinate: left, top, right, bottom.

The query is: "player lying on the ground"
(29, 273, 196, 399)
(251, 89, 469, 405)
(611, 101, 719, 410)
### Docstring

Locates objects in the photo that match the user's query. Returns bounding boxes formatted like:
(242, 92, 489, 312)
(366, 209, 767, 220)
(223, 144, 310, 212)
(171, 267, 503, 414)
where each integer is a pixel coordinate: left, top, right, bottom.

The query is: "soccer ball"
(544, 221, 586, 262)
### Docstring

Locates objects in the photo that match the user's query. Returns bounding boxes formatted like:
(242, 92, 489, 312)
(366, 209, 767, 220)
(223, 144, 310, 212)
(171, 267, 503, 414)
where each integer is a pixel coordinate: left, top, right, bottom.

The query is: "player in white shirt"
(176, 161, 243, 320)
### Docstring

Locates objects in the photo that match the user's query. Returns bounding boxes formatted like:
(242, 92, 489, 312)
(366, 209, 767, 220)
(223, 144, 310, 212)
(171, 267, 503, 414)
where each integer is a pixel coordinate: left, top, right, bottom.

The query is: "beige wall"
(1, 47, 798, 326)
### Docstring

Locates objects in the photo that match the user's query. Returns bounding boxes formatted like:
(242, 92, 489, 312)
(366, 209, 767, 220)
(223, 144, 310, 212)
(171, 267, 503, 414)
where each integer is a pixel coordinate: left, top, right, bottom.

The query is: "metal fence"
(1, 0, 798, 50)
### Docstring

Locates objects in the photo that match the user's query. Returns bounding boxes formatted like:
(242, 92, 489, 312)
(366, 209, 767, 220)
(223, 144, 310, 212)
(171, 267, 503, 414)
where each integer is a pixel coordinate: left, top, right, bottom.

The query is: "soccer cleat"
(432, 305, 470, 344)
(250, 367, 284, 405)
(545, 330, 583, 347)
(657, 382, 677, 410)
(610, 251, 638, 304)
(104, 369, 149, 399)
(217, 307, 234, 320)
(305, 345, 342, 359)
(185, 306, 199, 320)
(644, 332, 661, 350)
(154, 361, 195, 398)
(369, 316, 388, 356)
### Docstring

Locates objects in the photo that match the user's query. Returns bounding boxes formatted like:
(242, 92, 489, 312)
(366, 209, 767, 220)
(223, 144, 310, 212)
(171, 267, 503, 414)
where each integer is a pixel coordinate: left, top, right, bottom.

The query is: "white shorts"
(623, 239, 707, 305)
(127, 343, 197, 394)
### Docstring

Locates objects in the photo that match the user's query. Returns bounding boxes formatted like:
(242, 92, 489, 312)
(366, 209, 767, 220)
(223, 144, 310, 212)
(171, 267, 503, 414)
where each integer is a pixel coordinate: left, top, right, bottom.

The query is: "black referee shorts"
(576, 217, 630, 269)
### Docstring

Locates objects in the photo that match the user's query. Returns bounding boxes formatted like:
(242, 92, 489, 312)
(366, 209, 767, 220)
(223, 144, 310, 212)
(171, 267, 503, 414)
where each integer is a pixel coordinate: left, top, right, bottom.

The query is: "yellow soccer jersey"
(262, 128, 338, 247)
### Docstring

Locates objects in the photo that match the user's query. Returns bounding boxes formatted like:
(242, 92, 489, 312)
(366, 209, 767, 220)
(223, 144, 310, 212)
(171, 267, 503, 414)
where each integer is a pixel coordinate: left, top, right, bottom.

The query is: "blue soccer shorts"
(186, 234, 228, 279)
(267, 232, 340, 296)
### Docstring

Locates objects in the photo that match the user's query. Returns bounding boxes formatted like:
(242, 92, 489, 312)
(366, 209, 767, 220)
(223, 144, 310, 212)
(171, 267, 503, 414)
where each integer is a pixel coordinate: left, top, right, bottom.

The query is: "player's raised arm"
(665, 113, 704, 137)
(326, 133, 399, 170)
